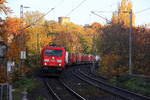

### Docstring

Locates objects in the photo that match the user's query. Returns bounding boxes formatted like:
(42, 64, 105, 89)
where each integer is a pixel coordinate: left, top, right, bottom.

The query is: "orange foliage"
(5, 17, 21, 35)
(4, 17, 22, 58)
(90, 22, 102, 31)
(132, 27, 150, 75)
(111, 0, 135, 27)
(7, 40, 19, 58)
(98, 24, 150, 75)
(0, 68, 7, 83)
(0, 0, 11, 14)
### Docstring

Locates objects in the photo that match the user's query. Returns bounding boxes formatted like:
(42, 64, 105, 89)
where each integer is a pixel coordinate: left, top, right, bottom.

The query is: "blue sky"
(5, 0, 150, 26)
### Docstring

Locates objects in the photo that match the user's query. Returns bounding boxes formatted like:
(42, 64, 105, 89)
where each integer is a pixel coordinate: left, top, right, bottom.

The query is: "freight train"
(40, 44, 100, 74)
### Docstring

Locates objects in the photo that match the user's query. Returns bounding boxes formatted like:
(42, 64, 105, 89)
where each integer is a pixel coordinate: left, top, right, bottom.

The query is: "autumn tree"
(132, 27, 150, 75)
(89, 22, 102, 32)
(26, 25, 52, 55)
(97, 24, 129, 76)
(96, 23, 150, 76)
(24, 11, 101, 67)
(52, 22, 83, 52)
(24, 11, 45, 26)
(49, 22, 101, 54)
(0, 0, 11, 41)
(112, 0, 135, 27)
(83, 22, 102, 54)
(4, 17, 22, 59)
(0, 18, 5, 41)
(24, 11, 46, 53)
(0, 0, 11, 14)
(0, 17, 22, 82)
(0, 0, 12, 83)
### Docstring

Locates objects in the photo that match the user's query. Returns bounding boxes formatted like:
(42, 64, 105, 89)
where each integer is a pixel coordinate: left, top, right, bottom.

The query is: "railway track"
(79, 65, 108, 81)
(73, 69, 150, 100)
(44, 78, 86, 100)
(62, 66, 122, 100)
(129, 74, 150, 79)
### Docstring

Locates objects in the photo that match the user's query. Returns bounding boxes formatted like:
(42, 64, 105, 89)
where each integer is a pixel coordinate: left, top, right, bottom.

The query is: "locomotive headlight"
(44, 59, 49, 62)
(57, 60, 62, 63)
(44, 63, 47, 65)
(58, 64, 62, 66)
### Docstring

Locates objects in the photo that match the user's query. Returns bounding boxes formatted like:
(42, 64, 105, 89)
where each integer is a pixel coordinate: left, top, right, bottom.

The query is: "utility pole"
(129, 9, 132, 75)
(20, 5, 29, 75)
(121, 9, 133, 75)
(92, 33, 96, 74)
(20, 5, 25, 75)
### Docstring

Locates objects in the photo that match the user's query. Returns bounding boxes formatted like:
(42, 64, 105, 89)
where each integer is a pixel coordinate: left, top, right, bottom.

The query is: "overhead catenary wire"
(136, 7, 150, 14)
(94, 6, 150, 14)
(91, 11, 111, 24)
(91, 6, 150, 24)
(24, 8, 55, 29)
(97, 11, 114, 13)
(66, 0, 87, 16)
(20, 0, 64, 31)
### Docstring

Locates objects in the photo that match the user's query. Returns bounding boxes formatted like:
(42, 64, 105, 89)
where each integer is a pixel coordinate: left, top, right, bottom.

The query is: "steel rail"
(129, 74, 150, 79)
(59, 79, 86, 100)
(72, 70, 127, 100)
(44, 79, 61, 100)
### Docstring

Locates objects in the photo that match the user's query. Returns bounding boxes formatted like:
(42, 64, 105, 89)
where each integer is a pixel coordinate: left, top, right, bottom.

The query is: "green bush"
(13, 77, 39, 92)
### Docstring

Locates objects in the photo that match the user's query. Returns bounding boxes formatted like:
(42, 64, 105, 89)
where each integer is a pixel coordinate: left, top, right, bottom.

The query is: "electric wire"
(94, 6, 150, 14)
(66, 0, 87, 16)
(136, 7, 150, 14)
(97, 11, 114, 13)
(24, 8, 55, 29)
(91, 11, 111, 23)
(20, 1, 150, 30)
(91, 6, 150, 24)
(21, 0, 64, 30)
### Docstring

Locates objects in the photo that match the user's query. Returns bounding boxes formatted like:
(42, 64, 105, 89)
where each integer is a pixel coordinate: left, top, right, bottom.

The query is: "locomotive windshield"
(45, 49, 62, 56)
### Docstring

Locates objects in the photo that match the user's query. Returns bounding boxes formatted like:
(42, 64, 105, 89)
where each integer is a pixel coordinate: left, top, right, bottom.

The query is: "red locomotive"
(40, 44, 100, 74)
(41, 44, 66, 72)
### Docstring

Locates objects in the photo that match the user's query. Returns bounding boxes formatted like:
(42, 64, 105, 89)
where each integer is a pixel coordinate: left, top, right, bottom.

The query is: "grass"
(109, 75, 150, 97)
(13, 76, 39, 91)
(12, 76, 40, 99)
(36, 96, 45, 100)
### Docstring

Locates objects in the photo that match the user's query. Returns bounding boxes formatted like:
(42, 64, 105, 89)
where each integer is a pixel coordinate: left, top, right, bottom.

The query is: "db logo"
(51, 60, 55, 62)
